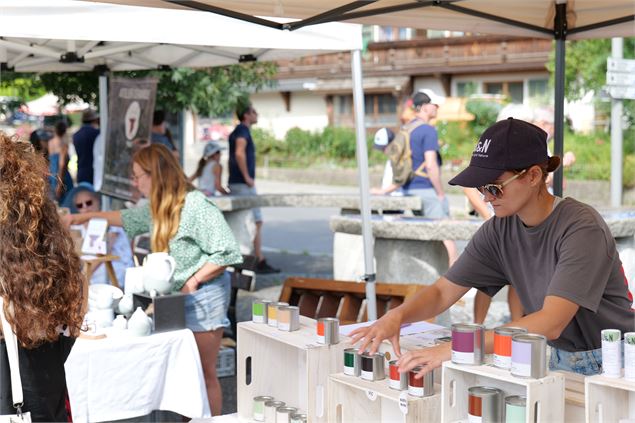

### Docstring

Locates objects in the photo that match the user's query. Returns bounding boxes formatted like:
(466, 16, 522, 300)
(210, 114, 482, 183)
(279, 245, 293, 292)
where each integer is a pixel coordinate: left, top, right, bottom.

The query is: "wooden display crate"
(441, 361, 565, 422)
(553, 370, 586, 422)
(237, 316, 347, 423)
(328, 373, 441, 423)
(585, 374, 635, 422)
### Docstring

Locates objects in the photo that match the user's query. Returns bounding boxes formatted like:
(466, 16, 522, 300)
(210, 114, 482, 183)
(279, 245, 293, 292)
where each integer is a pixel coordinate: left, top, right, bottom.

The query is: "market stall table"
(81, 254, 121, 288)
(65, 329, 211, 422)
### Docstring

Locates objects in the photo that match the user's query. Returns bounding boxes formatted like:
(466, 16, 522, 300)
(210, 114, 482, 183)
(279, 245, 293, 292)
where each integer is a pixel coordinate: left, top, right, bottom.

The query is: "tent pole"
(98, 73, 110, 209)
(351, 49, 377, 321)
(610, 37, 623, 207)
(553, 2, 567, 197)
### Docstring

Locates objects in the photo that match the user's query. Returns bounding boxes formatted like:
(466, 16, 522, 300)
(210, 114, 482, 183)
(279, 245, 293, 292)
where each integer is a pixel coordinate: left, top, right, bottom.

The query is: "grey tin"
(343, 348, 361, 376)
(409, 366, 435, 397)
(318, 317, 340, 345)
(469, 386, 504, 423)
(290, 413, 307, 423)
(511, 333, 547, 379)
(277, 306, 300, 331)
(451, 323, 485, 365)
(276, 406, 298, 423)
(360, 352, 385, 381)
(252, 299, 271, 324)
(388, 360, 408, 390)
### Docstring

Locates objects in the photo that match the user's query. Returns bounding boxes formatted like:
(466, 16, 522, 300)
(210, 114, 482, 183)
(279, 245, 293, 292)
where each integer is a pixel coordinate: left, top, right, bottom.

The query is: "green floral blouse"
(120, 190, 242, 291)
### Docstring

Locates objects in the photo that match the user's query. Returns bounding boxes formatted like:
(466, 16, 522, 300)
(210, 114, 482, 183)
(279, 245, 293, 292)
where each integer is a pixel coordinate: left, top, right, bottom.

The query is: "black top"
(228, 123, 256, 184)
(73, 125, 100, 185)
(0, 336, 75, 422)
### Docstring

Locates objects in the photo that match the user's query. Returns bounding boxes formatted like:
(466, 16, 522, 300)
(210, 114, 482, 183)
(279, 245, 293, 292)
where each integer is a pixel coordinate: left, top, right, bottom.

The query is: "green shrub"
(465, 99, 504, 135)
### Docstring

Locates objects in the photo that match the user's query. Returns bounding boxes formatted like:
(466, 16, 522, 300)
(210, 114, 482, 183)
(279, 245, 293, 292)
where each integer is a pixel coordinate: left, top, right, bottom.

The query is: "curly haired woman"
(0, 133, 85, 421)
(67, 144, 242, 415)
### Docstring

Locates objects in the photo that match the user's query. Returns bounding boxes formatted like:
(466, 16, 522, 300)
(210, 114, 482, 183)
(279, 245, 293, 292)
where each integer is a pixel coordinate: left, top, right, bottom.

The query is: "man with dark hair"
(73, 109, 100, 184)
(228, 103, 279, 274)
(151, 110, 179, 158)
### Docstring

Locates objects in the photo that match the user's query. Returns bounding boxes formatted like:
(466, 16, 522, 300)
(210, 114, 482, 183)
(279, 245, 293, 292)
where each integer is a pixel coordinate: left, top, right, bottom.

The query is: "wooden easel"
(278, 277, 423, 325)
(82, 254, 121, 289)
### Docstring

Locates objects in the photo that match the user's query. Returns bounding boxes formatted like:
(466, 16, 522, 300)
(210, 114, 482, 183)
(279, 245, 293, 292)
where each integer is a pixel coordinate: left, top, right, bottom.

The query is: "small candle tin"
(252, 299, 271, 324)
(276, 406, 298, 423)
(317, 317, 340, 345)
(290, 413, 307, 423)
(360, 352, 385, 381)
(511, 333, 547, 379)
(388, 360, 408, 390)
(267, 302, 288, 327)
(264, 400, 285, 423)
(277, 306, 300, 331)
(343, 348, 361, 376)
(468, 386, 503, 423)
(451, 323, 485, 365)
(408, 366, 434, 397)
(505, 395, 527, 423)
(493, 326, 528, 369)
(253, 395, 274, 421)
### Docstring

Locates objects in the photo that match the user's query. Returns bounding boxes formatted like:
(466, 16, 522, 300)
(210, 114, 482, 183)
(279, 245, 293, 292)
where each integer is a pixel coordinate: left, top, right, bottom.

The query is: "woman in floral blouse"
(68, 144, 242, 415)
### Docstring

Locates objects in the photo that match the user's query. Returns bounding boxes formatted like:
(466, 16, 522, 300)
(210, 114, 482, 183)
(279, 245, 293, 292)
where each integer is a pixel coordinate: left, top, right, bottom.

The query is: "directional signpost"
(607, 57, 635, 100)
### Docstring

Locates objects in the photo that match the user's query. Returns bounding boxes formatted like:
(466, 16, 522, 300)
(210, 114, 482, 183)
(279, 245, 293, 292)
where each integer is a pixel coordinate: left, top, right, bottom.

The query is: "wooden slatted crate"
(585, 374, 635, 422)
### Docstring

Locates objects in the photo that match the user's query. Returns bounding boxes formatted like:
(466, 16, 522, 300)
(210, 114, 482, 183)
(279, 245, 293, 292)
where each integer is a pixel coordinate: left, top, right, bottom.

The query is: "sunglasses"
(75, 199, 93, 209)
(477, 169, 527, 199)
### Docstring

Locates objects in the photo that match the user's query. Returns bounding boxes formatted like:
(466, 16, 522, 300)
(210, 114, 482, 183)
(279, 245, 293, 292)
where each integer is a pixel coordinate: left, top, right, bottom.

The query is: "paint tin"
(252, 300, 271, 324)
(451, 323, 485, 365)
(360, 352, 385, 381)
(317, 317, 340, 345)
(511, 333, 547, 379)
(468, 386, 503, 423)
(277, 306, 300, 331)
(601, 329, 622, 378)
(408, 366, 434, 397)
(276, 406, 298, 423)
(388, 360, 408, 390)
(267, 302, 288, 327)
(264, 400, 285, 423)
(505, 395, 527, 423)
(253, 395, 274, 422)
(493, 327, 528, 369)
(343, 348, 360, 376)
(290, 413, 307, 423)
(625, 332, 635, 381)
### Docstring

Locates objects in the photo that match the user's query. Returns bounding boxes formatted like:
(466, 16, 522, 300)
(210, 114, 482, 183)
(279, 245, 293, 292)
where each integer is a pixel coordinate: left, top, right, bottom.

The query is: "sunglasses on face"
(75, 199, 93, 209)
(477, 169, 527, 199)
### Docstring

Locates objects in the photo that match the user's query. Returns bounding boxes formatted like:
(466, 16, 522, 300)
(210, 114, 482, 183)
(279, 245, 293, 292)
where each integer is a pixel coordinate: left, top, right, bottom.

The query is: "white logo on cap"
(474, 138, 492, 156)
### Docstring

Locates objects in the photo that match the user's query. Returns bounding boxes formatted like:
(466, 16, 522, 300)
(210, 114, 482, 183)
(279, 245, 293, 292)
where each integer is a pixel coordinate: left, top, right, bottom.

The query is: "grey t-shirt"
(445, 197, 633, 351)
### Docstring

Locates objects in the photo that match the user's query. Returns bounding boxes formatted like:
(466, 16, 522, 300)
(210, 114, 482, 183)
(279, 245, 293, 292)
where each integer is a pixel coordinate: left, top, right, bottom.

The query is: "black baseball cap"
(449, 117, 560, 188)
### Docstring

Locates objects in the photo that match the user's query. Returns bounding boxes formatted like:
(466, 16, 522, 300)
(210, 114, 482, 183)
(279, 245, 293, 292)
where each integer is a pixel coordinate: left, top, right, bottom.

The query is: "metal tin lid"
(468, 386, 503, 397)
(254, 396, 274, 402)
(254, 299, 271, 304)
(277, 407, 298, 414)
(452, 323, 485, 332)
(278, 306, 299, 312)
(512, 333, 547, 342)
(264, 400, 285, 408)
(505, 395, 527, 406)
(290, 413, 307, 422)
(494, 326, 528, 336)
(269, 302, 289, 307)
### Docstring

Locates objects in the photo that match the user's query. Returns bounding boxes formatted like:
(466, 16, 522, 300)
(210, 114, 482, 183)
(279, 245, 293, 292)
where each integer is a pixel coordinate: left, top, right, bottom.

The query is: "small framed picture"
(81, 218, 109, 255)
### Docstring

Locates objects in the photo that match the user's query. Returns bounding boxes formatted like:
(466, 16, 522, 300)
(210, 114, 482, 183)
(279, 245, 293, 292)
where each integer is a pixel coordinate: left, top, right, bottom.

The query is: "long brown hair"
(0, 133, 84, 348)
(132, 144, 193, 252)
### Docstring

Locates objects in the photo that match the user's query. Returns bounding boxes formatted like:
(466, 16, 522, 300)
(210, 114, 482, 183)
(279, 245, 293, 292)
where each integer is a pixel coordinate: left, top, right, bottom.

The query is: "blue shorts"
(404, 188, 450, 219)
(228, 183, 262, 222)
(184, 271, 231, 332)
(549, 346, 603, 376)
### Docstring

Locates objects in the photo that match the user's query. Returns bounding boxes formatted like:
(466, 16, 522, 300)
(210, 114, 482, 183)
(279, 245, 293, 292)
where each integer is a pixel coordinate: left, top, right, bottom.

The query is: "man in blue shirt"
(228, 103, 279, 274)
(73, 109, 100, 184)
(151, 110, 179, 159)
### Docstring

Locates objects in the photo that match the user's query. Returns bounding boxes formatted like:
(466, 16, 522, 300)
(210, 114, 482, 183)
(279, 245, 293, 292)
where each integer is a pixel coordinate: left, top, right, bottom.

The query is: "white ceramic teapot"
(142, 252, 176, 295)
(128, 307, 152, 337)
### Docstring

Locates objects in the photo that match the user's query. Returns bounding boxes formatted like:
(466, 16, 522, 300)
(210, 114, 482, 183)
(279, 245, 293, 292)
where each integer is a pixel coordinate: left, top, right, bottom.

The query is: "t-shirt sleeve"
(422, 126, 439, 153)
(234, 125, 250, 141)
(444, 220, 508, 297)
(191, 197, 243, 267)
(120, 204, 152, 239)
(546, 221, 616, 312)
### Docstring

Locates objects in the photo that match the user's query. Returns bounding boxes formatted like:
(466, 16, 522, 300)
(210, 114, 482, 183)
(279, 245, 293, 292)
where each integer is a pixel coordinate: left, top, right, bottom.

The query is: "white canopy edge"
(0, 0, 362, 72)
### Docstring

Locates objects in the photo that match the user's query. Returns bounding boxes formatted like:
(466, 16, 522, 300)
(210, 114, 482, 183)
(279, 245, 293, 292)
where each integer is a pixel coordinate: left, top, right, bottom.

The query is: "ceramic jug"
(142, 252, 176, 295)
(128, 307, 152, 336)
(117, 293, 134, 316)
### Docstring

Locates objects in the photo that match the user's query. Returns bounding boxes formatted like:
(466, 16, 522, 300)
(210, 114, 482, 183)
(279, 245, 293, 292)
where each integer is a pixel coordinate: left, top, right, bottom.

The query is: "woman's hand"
(349, 310, 403, 357)
(397, 342, 451, 377)
(180, 277, 199, 294)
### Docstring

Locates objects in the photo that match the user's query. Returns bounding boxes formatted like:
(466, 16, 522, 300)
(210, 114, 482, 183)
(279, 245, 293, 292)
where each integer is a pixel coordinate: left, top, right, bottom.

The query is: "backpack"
(384, 119, 428, 186)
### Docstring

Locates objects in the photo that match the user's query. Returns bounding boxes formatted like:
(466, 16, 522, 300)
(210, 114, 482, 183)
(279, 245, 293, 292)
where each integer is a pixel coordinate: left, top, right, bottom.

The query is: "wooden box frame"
(585, 374, 635, 422)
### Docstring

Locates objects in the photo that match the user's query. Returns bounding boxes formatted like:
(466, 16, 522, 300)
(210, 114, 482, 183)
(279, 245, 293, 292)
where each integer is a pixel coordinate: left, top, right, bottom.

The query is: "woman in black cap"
(351, 118, 633, 376)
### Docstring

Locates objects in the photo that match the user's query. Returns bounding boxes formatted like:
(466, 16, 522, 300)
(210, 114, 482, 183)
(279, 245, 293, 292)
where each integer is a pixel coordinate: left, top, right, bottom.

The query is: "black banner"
(101, 77, 158, 200)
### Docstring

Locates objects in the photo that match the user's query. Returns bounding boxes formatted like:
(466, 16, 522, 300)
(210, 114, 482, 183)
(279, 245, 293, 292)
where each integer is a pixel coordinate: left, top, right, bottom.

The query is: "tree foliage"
(0, 62, 277, 116)
(547, 38, 635, 101)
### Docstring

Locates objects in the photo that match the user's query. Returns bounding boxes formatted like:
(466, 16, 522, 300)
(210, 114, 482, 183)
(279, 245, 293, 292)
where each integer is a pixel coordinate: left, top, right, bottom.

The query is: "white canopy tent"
(95, 0, 635, 320)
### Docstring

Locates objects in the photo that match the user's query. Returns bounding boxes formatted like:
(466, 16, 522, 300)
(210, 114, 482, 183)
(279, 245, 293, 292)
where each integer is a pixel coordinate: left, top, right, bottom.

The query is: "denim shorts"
(404, 188, 450, 219)
(549, 346, 603, 376)
(228, 183, 262, 222)
(184, 271, 231, 332)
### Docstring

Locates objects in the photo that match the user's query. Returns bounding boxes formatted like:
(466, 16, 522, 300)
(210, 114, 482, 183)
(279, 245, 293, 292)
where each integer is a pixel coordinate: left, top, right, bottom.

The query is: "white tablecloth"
(66, 329, 211, 422)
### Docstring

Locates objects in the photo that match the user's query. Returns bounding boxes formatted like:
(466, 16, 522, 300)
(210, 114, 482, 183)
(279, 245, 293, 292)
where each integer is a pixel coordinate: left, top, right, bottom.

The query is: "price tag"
(365, 389, 378, 401)
(399, 392, 409, 415)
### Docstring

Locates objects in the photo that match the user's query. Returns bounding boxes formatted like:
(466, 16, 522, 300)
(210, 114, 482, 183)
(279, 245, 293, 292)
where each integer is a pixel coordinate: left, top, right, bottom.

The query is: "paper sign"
(81, 218, 109, 255)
